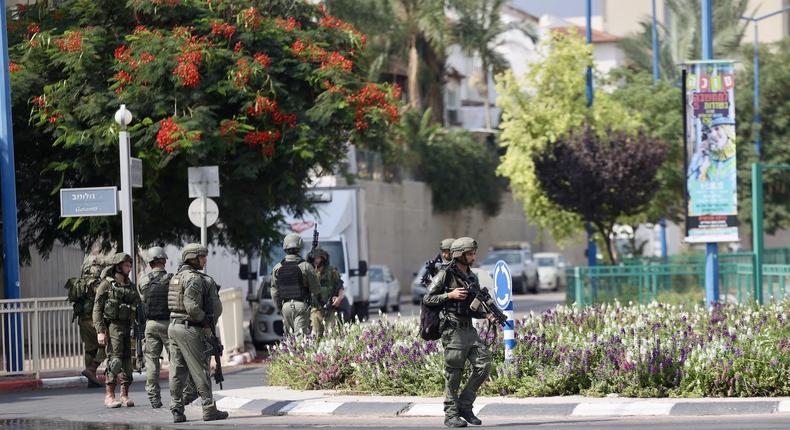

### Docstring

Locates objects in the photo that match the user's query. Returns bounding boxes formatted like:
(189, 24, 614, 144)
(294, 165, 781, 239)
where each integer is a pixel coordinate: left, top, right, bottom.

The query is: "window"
(368, 267, 384, 282)
(537, 257, 556, 267)
(482, 252, 521, 265)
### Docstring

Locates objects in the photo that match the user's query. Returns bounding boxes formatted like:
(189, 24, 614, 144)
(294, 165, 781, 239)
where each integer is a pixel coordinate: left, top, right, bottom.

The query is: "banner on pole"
(683, 60, 739, 243)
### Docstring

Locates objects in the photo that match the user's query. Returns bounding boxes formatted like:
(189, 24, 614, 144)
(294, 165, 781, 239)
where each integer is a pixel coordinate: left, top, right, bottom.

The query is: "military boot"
(119, 383, 135, 407)
(81, 361, 103, 388)
(460, 410, 482, 425)
(444, 416, 468, 428)
(149, 397, 163, 409)
(104, 383, 122, 408)
(202, 403, 229, 422)
(172, 411, 187, 423)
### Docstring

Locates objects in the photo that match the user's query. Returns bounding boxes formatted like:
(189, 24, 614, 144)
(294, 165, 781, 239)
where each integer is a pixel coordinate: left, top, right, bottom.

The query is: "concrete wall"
(360, 179, 587, 293)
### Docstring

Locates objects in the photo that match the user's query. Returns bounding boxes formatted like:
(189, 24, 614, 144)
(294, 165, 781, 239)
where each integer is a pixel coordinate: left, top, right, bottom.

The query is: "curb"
(212, 396, 790, 419)
(0, 369, 170, 393)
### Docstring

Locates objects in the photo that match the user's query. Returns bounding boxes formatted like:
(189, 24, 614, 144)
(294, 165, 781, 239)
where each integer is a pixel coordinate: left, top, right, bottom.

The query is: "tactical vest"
(444, 270, 473, 317)
(318, 268, 341, 303)
(103, 279, 137, 323)
(278, 260, 306, 300)
(144, 272, 173, 320)
(168, 271, 190, 314)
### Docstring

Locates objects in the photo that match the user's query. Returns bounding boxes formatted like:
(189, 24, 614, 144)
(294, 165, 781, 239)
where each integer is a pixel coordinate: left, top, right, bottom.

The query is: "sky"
(512, 0, 604, 17)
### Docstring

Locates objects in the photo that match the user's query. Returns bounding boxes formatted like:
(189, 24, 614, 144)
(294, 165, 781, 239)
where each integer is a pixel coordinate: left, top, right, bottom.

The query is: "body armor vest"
(145, 272, 173, 320)
(103, 279, 137, 323)
(444, 270, 473, 317)
(278, 260, 306, 300)
(168, 271, 190, 314)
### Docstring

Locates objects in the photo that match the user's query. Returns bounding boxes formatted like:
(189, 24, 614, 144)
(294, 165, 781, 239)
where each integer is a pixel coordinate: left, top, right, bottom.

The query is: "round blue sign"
(493, 260, 512, 311)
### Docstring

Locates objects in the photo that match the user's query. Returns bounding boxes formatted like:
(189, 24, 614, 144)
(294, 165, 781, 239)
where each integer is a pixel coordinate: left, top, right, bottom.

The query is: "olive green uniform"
(310, 266, 344, 338)
(138, 267, 196, 407)
(168, 263, 224, 418)
(423, 267, 492, 421)
(78, 317, 106, 369)
(270, 254, 320, 336)
(93, 272, 140, 387)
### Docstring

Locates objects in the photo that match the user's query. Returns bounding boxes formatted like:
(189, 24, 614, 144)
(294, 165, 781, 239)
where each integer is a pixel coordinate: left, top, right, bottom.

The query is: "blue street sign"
(493, 260, 515, 363)
(60, 187, 118, 217)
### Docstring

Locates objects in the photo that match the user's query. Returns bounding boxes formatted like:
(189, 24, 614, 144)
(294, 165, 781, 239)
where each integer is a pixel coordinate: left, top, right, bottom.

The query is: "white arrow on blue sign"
(493, 260, 515, 363)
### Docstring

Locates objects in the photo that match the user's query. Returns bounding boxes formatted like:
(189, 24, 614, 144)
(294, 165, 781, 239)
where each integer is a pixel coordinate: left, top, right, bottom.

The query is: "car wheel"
(531, 274, 539, 294)
(553, 276, 560, 292)
(379, 296, 388, 314)
(392, 303, 400, 312)
(412, 298, 421, 305)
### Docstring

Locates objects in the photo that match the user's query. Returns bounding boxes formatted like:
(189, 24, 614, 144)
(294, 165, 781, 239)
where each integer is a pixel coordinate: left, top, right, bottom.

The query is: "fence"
(567, 256, 790, 307)
(1, 289, 245, 377)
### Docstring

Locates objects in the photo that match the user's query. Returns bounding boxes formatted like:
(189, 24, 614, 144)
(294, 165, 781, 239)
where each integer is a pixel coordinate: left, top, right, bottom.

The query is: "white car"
(534, 252, 567, 291)
(368, 265, 400, 313)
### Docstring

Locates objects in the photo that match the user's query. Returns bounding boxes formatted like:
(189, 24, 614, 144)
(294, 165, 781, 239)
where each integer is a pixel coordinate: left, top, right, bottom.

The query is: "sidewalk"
(212, 386, 790, 419)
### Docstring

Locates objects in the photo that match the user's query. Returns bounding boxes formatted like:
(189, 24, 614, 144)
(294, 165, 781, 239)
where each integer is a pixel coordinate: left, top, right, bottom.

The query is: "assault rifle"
(306, 226, 320, 265)
(420, 253, 443, 288)
(133, 304, 145, 373)
(205, 315, 224, 389)
(449, 265, 508, 327)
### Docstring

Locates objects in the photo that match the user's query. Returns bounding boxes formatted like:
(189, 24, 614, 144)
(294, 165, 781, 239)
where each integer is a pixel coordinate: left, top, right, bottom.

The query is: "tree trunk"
(420, 39, 446, 125)
(595, 221, 617, 265)
(482, 60, 492, 130)
(407, 34, 421, 110)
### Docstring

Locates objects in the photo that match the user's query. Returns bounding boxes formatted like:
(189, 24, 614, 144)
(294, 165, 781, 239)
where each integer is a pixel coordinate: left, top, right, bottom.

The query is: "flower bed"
(267, 302, 790, 397)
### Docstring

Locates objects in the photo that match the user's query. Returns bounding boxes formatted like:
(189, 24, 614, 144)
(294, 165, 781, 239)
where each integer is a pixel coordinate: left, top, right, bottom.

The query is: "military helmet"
(146, 246, 167, 263)
(181, 243, 208, 262)
(450, 237, 478, 259)
(81, 255, 107, 276)
(282, 233, 303, 251)
(312, 246, 329, 262)
(440, 238, 455, 251)
(110, 252, 133, 265)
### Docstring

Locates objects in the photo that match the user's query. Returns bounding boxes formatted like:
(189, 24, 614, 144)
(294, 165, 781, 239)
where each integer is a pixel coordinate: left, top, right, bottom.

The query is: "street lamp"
(114, 104, 136, 281)
(740, 6, 790, 160)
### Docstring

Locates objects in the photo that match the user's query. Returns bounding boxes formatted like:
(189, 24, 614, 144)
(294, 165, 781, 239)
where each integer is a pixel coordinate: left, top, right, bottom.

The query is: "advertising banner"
(683, 61, 739, 243)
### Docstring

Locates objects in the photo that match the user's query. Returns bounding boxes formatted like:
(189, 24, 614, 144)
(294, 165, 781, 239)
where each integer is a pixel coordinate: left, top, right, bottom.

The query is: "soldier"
(137, 247, 197, 409)
(440, 238, 455, 264)
(270, 233, 320, 336)
(423, 237, 493, 428)
(167, 243, 228, 423)
(93, 252, 140, 408)
(66, 255, 108, 388)
(309, 246, 345, 338)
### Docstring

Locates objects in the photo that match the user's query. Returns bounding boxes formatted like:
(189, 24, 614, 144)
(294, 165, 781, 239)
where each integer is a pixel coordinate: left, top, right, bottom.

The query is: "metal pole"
(201, 195, 207, 247)
(753, 23, 761, 159)
(0, 3, 23, 372)
(752, 163, 764, 303)
(701, 0, 718, 306)
(118, 108, 135, 282)
(585, 0, 593, 108)
(651, 0, 660, 81)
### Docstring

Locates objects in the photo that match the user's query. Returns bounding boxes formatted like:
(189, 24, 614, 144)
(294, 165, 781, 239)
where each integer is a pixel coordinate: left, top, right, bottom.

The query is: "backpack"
(419, 270, 450, 341)
(65, 255, 111, 319)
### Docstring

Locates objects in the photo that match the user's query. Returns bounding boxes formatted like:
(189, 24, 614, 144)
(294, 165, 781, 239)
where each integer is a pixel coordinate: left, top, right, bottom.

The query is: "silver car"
(368, 265, 400, 313)
(478, 249, 539, 294)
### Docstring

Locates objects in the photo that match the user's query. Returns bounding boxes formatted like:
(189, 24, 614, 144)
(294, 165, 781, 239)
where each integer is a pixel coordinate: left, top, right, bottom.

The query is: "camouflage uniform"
(309, 247, 344, 338)
(424, 237, 491, 428)
(271, 233, 320, 336)
(67, 255, 108, 388)
(93, 253, 140, 408)
(168, 243, 228, 423)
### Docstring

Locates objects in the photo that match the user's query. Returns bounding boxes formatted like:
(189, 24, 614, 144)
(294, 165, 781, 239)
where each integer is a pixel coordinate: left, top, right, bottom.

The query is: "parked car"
(478, 245, 539, 294)
(411, 266, 428, 305)
(534, 252, 567, 291)
(368, 265, 400, 313)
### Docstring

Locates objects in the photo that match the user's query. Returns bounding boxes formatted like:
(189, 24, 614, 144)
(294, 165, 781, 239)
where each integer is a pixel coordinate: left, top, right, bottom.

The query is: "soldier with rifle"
(270, 233, 320, 336)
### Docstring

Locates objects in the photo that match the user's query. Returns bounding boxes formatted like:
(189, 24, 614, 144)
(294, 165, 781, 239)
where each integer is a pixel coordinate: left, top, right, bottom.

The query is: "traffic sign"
(188, 166, 220, 198)
(60, 187, 118, 217)
(494, 260, 515, 364)
(188, 197, 219, 227)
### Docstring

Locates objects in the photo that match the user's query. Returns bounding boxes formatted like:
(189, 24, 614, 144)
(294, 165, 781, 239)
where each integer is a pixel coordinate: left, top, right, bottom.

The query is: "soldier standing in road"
(93, 252, 140, 408)
(423, 237, 493, 428)
(66, 255, 108, 388)
(270, 233, 320, 336)
(167, 243, 228, 423)
(137, 247, 197, 409)
(309, 246, 345, 338)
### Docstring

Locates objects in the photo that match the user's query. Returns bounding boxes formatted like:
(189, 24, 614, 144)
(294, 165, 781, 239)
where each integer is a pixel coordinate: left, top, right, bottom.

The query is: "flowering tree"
(7, 0, 399, 257)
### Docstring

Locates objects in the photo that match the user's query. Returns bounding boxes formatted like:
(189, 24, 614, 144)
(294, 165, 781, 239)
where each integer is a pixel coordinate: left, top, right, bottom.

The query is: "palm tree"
(619, 0, 751, 81)
(452, 0, 537, 130)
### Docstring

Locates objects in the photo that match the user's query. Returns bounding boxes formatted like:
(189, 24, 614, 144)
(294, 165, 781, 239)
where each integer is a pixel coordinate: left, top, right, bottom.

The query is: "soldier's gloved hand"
(97, 332, 107, 346)
(447, 288, 468, 301)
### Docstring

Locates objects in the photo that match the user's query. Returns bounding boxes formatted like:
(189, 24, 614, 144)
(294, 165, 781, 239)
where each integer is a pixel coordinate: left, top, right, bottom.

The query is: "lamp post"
(585, 0, 597, 271)
(740, 6, 790, 160)
(114, 105, 136, 281)
(651, 0, 669, 261)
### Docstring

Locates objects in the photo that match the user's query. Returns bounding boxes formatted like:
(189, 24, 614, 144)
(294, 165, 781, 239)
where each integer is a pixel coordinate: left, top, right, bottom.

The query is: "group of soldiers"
(270, 232, 345, 337)
(69, 243, 228, 423)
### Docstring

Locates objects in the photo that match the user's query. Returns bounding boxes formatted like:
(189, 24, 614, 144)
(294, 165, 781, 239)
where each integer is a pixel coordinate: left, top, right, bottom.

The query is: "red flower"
(273, 111, 297, 128)
(173, 61, 200, 87)
(48, 113, 61, 124)
(275, 17, 301, 32)
(210, 22, 236, 39)
(234, 58, 251, 88)
(114, 70, 133, 84)
(54, 31, 82, 52)
(26, 23, 40, 35)
(247, 96, 277, 117)
(262, 143, 275, 158)
(156, 117, 182, 153)
(291, 39, 306, 56)
(320, 51, 353, 72)
(234, 41, 243, 53)
(219, 119, 238, 137)
(31, 96, 46, 107)
(8, 62, 21, 73)
(152, 0, 180, 6)
(242, 7, 262, 29)
(243, 130, 280, 146)
(139, 52, 155, 64)
(254, 52, 272, 68)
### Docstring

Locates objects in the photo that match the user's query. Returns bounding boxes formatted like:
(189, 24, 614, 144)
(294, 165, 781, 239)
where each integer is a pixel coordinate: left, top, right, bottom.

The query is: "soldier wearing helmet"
(167, 243, 228, 423)
(440, 238, 455, 264)
(270, 233, 320, 336)
(423, 237, 492, 428)
(137, 247, 196, 409)
(93, 252, 140, 409)
(308, 246, 345, 338)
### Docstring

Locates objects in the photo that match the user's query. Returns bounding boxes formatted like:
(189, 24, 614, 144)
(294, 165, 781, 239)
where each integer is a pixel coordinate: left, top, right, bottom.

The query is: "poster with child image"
(684, 61, 739, 243)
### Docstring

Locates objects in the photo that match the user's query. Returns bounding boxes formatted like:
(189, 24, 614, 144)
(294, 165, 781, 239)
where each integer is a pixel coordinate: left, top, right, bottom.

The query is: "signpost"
(60, 187, 118, 217)
(187, 166, 220, 246)
(494, 260, 515, 365)
(130, 157, 143, 188)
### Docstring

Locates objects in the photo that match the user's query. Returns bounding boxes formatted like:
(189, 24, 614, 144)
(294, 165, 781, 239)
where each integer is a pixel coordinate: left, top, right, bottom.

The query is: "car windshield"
(537, 257, 556, 267)
(368, 267, 384, 282)
(482, 252, 521, 265)
(259, 239, 346, 275)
